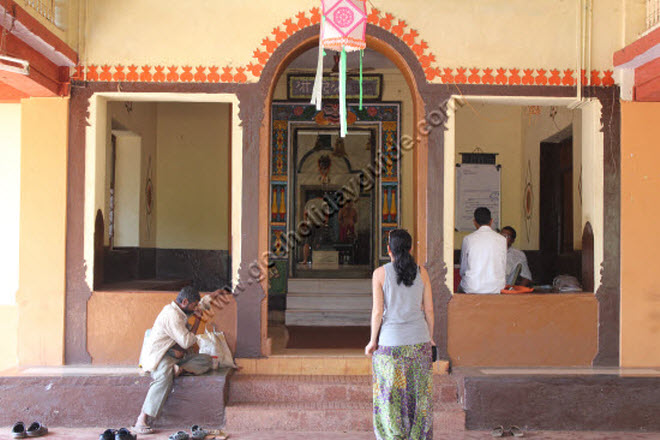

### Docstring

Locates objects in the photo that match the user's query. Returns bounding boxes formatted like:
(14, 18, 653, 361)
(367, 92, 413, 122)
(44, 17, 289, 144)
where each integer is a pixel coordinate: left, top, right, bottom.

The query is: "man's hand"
(171, 345, 185, 359)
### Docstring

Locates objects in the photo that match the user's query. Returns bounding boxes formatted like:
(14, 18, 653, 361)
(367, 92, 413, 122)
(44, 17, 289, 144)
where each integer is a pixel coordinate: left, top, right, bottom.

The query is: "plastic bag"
(197, 324, 236, 369)
(138, 328, 151, 370)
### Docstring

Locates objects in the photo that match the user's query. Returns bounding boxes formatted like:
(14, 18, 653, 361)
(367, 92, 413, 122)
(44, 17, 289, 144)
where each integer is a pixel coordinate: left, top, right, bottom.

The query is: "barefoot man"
(134, 286, 223, 434)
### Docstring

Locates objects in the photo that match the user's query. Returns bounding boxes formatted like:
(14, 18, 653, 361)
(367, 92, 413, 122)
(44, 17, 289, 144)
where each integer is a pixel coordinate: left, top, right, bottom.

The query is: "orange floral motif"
(296, 11, 311, 28)
(262, 37, 278, 54)
(180, 66, 193, 82)
(379, 13, 394, 30)
(247, 62, 263, 78)
(272, 27, 289, 44)
(548, 69, 561, 85)
(283, 18, 299, 35)
(455, 67, 467, 84)
(468, 68, 481, 84)
(590, 70, 601, 86)
(87, 65, 98, 81)
(140, 66, 152, 82)
(127, 65, 139, 81)
(441, 68, 454, 83)
(419, 53, 435, 69)
(391, 20, 407, 37)
(562, 69, 575, 86)
(208, 66, 220, 83)
(402, 29, 418, 47)
(522, 69, 534, 85)
(113, 65, 125, 81)
(602, 70, 614, 86)
(535, 69, 547, 85)
(411, 40, 428, 57)
(194, 66, 206, 82)
(425, 66, 440, 81)
(234, 67, 248, 83)
(100, 65, 112, 81)
(367, 8, 380, 25)
(221, 67, 234, 82)
(495, 68, 507, 85)
(482, 68, 494, 84)
(309, 7, 321, 25)
(253, 49, 270, 65)
(509, 68, 521, 85)
(72, 65, 85, 81)
(153, 66, 165, 82)
(166, 66, 179, 82)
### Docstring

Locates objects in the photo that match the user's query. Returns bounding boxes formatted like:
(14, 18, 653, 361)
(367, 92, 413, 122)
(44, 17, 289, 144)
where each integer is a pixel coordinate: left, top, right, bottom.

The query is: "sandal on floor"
(132, 425, 154, 435)
(26, 422, 48, 438)
(510, 425, 524, 437)
(490, 425, 505, 437)
(115, 428, 137, 440)
(191, 425, 224, 439)
(12, 422, 26, 439)
(99, 429, 116, 440)
(169, 431, 189, 440)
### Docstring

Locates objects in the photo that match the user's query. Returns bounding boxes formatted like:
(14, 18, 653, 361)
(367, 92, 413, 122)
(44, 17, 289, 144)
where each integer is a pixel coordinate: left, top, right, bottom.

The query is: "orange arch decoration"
(71, 7, 614, 87)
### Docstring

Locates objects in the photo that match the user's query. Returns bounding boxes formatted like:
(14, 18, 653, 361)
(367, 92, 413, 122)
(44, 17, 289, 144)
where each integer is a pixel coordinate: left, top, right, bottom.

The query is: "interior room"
(93, 101, 233, 293)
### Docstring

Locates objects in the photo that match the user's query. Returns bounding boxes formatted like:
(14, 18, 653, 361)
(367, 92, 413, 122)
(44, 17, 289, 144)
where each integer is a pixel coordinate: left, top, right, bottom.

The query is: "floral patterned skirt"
(372, 342, 433, 440)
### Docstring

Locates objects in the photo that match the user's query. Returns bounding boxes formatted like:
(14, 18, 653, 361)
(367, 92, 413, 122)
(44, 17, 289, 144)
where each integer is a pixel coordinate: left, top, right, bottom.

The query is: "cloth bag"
(197, 324, 236, 369)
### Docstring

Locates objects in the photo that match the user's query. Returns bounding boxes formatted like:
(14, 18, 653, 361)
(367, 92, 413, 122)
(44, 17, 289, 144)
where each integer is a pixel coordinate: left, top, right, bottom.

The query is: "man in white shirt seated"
(501, 226, 533, 287)
(134, 286, 213, 434)
(459, 207, 507, 294)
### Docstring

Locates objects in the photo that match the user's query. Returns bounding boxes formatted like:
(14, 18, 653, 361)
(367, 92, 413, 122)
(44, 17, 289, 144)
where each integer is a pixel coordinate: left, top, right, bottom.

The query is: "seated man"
(501, 226, 533, 287)
(134, 286, 213, 434)
(459, 207, 507, 294)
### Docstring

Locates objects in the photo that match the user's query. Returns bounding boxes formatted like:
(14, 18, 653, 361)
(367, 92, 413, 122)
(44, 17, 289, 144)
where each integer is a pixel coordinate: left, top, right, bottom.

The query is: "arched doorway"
(257, 24, 433, 355)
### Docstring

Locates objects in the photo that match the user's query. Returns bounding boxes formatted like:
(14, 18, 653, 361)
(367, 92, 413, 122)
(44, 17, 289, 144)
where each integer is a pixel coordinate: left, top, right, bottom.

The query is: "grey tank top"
(378, 262, 431, 347)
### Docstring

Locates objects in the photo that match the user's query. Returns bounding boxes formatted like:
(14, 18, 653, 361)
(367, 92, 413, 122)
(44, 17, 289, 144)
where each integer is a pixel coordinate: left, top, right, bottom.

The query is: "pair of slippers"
(99, 428, 137, 440)
(491, 425, 524, 437)
(169, 425, 227, 440)
(12, 422, 48, 438)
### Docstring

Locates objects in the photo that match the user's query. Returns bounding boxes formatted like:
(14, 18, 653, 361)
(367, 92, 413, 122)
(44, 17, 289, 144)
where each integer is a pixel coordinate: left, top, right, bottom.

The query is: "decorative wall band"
(71, 7, 614, 87)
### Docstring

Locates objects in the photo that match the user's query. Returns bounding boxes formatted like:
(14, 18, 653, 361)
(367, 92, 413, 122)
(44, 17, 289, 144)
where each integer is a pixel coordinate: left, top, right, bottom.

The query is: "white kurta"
(459, 225, 507, 294)
(506, 246, 533, 282)
(141, 301, 198, 372)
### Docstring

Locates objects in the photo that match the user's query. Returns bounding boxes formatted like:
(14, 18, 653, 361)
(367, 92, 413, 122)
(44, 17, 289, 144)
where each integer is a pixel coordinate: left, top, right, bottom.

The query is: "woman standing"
(365, 229, 434, 440)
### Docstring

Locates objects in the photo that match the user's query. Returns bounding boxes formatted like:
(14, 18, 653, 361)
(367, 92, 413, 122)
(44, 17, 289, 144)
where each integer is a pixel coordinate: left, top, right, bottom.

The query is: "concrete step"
(288, 278, 371, 294)
(228, 374, 458, 404)
(225, 401, 465, 432)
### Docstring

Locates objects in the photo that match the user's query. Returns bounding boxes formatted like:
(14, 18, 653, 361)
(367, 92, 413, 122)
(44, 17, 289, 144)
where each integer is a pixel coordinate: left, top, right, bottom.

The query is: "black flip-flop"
(26, 422, 48, 438)
(11, 422, 26, 439)
(510, 425, 524, 437)
(99, 429, 116, 440)
(115, 428, 137, 440)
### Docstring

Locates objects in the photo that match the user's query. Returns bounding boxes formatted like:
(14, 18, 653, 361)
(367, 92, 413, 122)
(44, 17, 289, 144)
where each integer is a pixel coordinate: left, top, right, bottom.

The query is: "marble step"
(286, 292, 372, 311)
(285, 310, 371, 326)
(288, 278, 372, 295)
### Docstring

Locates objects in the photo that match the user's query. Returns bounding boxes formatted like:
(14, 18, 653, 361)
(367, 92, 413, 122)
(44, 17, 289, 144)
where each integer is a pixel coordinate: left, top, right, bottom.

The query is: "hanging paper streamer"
(311, 0, 368, 137)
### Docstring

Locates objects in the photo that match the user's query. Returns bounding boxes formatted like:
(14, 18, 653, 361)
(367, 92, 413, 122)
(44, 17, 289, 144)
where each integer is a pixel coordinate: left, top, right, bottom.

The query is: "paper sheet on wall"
(455, 164, 501, 232)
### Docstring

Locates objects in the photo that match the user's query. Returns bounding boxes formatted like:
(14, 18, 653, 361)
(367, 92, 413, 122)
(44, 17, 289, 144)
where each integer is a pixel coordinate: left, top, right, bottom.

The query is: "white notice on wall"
(455, 164, 501, 232)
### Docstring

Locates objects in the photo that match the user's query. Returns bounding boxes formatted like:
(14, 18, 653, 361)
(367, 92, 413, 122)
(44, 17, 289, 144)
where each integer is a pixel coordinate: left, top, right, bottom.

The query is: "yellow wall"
(82, 0, 644, 76)
(0, 104, 21, 306)
(106, 101, 158, 247)
(0, 305, 18, 371)
(156, 103, 231, 250)
(620, 101, 660, 367)
(17, 98, 69, 366)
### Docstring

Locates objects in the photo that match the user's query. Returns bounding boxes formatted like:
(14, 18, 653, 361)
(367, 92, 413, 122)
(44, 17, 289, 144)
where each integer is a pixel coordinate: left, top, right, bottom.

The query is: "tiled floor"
(2, 428, 660, 440)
